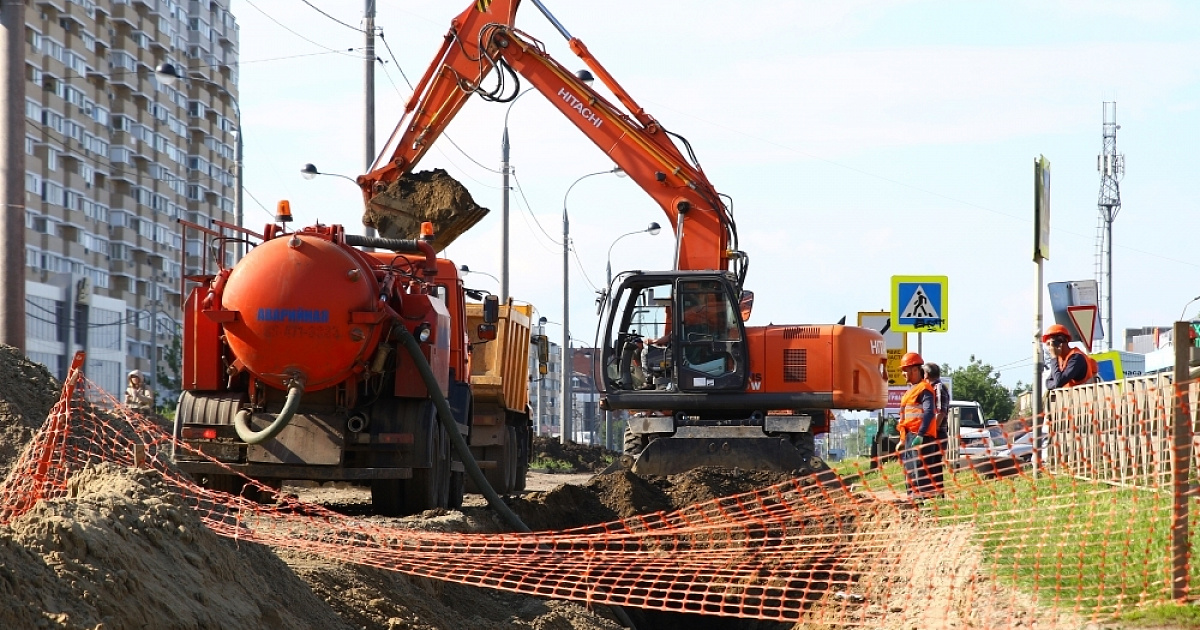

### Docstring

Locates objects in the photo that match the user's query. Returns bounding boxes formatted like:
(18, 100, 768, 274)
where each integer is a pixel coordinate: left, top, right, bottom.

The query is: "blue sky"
(230, 0, 1199, 388)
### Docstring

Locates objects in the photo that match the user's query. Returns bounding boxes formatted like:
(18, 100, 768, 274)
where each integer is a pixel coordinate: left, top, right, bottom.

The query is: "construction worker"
(124, 370, 155, 414)
(923, 362, 950, 493)
(898, 352, 939, 500)
(1043, 324, 1095, 389)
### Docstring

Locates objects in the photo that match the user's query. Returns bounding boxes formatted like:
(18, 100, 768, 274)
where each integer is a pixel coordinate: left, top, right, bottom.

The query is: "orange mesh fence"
(2, 370, 1196, 627)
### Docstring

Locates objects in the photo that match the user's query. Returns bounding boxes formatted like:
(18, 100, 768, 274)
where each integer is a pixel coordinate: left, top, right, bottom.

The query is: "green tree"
(944, 356, 1015, 421)
(156, 334, 182, 412)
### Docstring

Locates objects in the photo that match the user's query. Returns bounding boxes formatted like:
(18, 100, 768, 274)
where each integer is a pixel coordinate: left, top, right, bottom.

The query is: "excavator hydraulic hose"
(234, 380, 305, 445)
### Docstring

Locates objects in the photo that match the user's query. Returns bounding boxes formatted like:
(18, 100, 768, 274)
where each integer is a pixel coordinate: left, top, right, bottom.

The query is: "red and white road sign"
(1067, 305, 1098, 353)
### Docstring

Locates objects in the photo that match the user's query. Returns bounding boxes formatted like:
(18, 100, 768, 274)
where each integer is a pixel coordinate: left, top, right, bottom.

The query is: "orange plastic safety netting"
(2, 370, 1195, 628)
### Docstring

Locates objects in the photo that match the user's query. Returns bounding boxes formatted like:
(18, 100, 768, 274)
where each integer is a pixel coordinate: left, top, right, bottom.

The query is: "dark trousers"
(902, 434, 945, 498)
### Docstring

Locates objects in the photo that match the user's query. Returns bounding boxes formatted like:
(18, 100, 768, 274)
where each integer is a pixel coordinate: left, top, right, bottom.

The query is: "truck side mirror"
(535, 335, 550, 375)
(477, 323, 497, 341)
(482, 294, 500, 324)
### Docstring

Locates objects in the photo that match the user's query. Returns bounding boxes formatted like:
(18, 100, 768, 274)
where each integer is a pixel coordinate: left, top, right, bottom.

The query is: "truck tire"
(514, 425, 529, 492)
(790, 432, 829, 474)
(404, 424, 451, 513)
(482, 442, 512, 493)
(623, 427, 647, 457)
(447, 471, 465, 509)
(371, 479, 404, 517)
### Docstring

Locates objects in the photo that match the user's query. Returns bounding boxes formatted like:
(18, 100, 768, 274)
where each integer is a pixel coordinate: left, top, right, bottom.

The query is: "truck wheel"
(447, 471, 465, 509)
(623, 427, 647, 457)
(404, 424, 450, 513)
(371, 479, 404, 517)
(482, 442, 512, 493)
(514, 425, 529, 492)
(790, 432, 828, 474)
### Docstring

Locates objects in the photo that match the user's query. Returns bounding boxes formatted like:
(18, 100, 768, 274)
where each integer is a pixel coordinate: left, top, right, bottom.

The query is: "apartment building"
(22, 0, 239, 398)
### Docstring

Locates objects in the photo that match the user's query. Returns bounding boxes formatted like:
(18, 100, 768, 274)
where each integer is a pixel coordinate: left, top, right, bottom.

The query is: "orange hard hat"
(1042, 324, 1072, 343)
(900, 352, 924, 369)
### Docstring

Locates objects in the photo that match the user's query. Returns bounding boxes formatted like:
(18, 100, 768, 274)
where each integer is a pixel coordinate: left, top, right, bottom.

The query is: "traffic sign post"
(891, 276, 949, 333)
(858, 312, 908, 385)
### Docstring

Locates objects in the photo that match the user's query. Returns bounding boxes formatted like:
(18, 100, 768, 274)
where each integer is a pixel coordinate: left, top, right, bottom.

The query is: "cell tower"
(1094, 102, 1124, 351)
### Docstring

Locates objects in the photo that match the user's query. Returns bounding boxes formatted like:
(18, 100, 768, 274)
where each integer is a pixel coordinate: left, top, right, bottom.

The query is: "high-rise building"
(22, 0, 239, 398)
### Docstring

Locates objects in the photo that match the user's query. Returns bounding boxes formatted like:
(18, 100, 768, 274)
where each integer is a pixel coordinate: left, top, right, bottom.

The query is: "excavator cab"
(600, 271, 747, 398)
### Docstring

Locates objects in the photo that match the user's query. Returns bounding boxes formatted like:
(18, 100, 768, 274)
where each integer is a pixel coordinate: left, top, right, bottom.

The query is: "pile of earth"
(531, 435, 614, 472)
(364, 169, 490, 252)
(0, 463, 623, 630)
(507, 466, 802, 532)
(0, 344, 61, 479)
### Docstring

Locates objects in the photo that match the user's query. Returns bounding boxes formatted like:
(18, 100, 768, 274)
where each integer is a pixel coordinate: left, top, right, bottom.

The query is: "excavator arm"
(359, 0, 740, 274)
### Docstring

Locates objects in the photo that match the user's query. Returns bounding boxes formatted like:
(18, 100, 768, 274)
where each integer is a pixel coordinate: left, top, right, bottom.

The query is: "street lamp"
(155, 63, 242, 257)
(606, 222, 661, 288)
(500, 69, 595, 304)
(561, 165, 623, 444)
(300, 163, 358, 185)
(1179, 295, 1200, 322)
(459, 264, 499, 283)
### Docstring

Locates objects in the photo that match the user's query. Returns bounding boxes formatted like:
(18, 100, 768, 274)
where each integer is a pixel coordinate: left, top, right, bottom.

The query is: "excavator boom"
(359, 0, 737, 273)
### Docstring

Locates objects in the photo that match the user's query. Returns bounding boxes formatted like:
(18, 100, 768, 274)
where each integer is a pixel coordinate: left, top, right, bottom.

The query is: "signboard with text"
(858, 312, 908, 385)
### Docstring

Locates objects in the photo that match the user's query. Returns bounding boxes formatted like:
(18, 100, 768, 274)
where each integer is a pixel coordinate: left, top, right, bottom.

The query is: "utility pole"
(364, 0, 377, 239)
(0, 0, 26, 350)
(1095, 102, 1123, 351)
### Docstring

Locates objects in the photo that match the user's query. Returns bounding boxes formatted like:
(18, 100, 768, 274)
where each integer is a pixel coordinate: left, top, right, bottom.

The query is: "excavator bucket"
(364, 169, 489, 252)
(628, 427, 823, 477)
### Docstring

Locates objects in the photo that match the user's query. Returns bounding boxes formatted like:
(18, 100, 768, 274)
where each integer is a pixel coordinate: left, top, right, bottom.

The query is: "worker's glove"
(910, 435, 924, 447)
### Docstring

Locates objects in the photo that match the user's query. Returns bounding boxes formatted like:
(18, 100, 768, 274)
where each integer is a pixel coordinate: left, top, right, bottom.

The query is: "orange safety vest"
(898, 381, 936, 438)
(1058, 347, 1097, 387)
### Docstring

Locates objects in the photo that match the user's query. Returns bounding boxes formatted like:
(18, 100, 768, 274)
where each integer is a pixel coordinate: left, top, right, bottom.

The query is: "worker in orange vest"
(898, 352, 940, 500)
(1042, 324, 1096, 389)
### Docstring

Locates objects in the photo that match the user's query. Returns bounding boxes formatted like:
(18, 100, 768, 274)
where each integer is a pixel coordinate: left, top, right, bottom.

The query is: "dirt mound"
(364, 169, 490, 252)
(0, 463, 349, 629)
(531, 435, 613, 472)
(510, 466, 817, 532)
(0, 345, 61, 479)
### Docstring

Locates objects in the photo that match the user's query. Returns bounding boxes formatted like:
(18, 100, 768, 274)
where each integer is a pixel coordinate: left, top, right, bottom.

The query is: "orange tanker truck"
(173, 217, 498, 515)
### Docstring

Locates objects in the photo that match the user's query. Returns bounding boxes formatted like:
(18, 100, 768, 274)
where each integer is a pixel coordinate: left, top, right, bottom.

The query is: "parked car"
(999, 432, 1050, 463)
(959, 428, 1010, 459)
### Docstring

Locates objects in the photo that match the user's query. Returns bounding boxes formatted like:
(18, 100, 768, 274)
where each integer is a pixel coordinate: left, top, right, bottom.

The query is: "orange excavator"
(359, 0, 888, 475)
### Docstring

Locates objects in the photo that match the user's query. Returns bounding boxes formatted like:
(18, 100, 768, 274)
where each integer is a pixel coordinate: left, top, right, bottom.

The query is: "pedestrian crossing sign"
(891, 275, 949, 333)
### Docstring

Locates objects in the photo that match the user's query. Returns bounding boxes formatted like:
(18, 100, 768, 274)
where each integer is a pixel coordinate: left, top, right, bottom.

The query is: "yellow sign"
(858, 312, 908, 385)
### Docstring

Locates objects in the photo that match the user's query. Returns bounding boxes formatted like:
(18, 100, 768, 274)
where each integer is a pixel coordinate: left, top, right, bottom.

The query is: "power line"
(241, 0, 361, 57)
(299, 0, 367, 33)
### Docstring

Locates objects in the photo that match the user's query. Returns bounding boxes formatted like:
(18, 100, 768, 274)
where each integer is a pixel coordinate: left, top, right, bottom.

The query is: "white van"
(947, 400, 985, 459)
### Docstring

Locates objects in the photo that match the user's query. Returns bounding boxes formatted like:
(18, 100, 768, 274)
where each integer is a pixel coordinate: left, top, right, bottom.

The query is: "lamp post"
(500, 87, 533, 303)
(1179, 295, 1200, 322)
(301, 163, 358, 185)
(154, 63, 241, 258)
(561, 165, 623, 444)
(606, 222, 661, 288)
(459, 264, 499, 283)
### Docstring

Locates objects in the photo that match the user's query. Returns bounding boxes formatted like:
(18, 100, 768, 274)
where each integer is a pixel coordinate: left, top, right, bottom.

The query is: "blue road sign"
(891, 275, 948, 333)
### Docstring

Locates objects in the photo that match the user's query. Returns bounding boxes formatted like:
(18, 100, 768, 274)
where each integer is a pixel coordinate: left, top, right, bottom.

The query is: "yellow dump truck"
(466, 300, 534, 493)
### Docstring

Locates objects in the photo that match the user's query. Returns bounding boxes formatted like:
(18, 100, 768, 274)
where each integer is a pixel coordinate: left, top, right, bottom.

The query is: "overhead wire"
(241, 0, 361, 57)
(298, 0, 367, 33)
